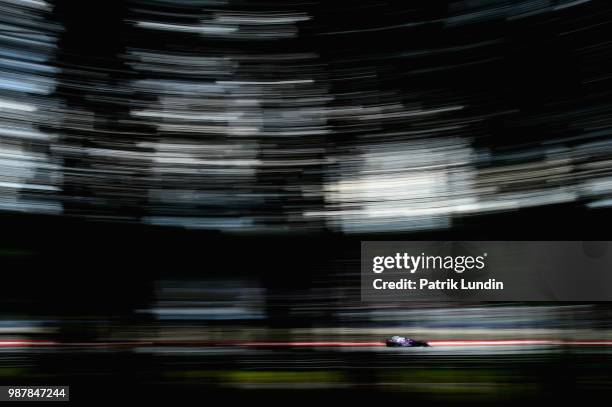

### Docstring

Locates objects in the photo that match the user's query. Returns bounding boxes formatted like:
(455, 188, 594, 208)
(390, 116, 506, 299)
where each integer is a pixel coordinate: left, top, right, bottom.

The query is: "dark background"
(2, 0, 612, 404)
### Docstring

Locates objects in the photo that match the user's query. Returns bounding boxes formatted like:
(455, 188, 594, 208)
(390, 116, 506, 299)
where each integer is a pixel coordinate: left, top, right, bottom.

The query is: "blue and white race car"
(385, 336, 430, 347)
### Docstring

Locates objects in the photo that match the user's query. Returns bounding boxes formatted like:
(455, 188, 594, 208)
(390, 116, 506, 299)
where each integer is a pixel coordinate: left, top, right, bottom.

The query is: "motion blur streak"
(0, 0, 61, 214)
(0, 0, 610, 231)
(4, 339, 612, 347)
(2, 0, 612, 404)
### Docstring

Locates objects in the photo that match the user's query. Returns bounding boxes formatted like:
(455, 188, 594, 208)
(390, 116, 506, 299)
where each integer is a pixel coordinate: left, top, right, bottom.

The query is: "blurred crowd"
(2, 0, 612, 233)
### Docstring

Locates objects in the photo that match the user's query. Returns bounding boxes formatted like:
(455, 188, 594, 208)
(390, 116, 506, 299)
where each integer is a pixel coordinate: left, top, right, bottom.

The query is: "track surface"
(3, 339, 612, 348)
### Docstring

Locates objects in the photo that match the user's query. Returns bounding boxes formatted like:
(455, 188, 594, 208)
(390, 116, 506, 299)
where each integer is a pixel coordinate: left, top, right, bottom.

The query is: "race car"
(385, 336, 430, 347)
